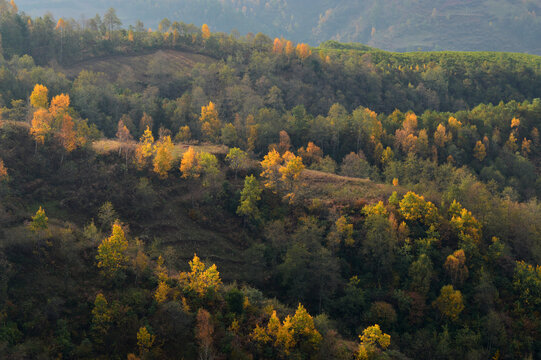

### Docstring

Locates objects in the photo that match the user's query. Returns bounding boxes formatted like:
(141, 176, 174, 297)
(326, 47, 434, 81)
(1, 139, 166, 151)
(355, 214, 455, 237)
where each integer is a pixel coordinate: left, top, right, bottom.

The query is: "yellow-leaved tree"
(260, 148, 283, 190)
(30, 108, 52, 149)
(180, 146, 200, 180)
(96, 222, 129, 278)
(251, 304, 322, 356)
(201, 24, 211, 40)
(179, 254, 222, 297)
(152, 135, 174, 178)
(357, 324, 391, 360)
(134, 126, 155, 169)
(399, 191, 439, 226)
(30, 84, 49, 109)
(434, 284, 464, 321)
(200, 101, 221, 142)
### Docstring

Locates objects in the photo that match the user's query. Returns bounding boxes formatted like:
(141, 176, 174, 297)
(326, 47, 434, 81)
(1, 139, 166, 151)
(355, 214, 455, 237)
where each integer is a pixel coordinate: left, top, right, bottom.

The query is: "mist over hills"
(15, 0, 541, 54)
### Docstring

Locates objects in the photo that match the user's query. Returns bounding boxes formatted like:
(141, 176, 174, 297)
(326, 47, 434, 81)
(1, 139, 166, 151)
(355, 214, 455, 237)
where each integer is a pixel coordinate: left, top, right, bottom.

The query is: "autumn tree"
(279, 151, 305, 195)
(434, 285, 464, 321)
(273, 38, 283, 54)
(134, 126, 155, 169)
(284, 40, 294, 56)
(237, 175, 262, 221)
(49, 94, 70, 120)
(152, 135, 174, 178)
(180, 147, 199, 180)
(200, 101, 221, 142)
(30, 84, 48, 109)
(29, 206, 48, 233)
(328, 215, 355, 248)
(444, 249, 469, 286)
(298, 142, 323, 166)
(175, 125, 191, 142)
(296, 43, 311, 61)
(57, 114, 77, 157)
(399, 191, 439, 226)
(155, 280, 170, 304)
(196, 309, 214, 360)
(137, 326, 155, 355)
(277, 130, 291, 154)
(434, 123, 451, 148)
(357, 324, 391, 360)
(96, 222, 129, 278)
(30, 108, 52, 149)
(201, 24, 211, 40)
(473, 140, 486, 161)
(260, 148, 283, 190)
(0, 159, 7, 181)
(251, 305, 321, 356)
(91, 293, 112, 342)
(179, 254, 222, 296)
(225, 147, 250, 179)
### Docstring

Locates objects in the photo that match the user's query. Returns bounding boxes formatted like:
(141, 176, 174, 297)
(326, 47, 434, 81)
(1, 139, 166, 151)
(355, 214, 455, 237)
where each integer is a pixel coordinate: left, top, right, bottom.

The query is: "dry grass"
(55, 49, 215, 80)
(297, 169, 395, 204)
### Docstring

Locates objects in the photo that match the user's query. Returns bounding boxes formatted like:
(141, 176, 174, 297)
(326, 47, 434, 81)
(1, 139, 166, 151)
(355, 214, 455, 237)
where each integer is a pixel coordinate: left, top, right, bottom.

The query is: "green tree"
(237, 175, 262, 221)
(197, 152, 220, 188)
(225, 147, 250, 179)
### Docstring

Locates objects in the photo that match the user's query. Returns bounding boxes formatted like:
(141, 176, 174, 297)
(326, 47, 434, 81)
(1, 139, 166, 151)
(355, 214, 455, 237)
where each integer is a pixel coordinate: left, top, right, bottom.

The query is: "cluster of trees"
(0, 4, 540, 360)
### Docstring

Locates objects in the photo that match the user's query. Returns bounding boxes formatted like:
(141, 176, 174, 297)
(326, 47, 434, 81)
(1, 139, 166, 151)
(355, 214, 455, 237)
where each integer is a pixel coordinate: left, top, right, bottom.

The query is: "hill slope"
(15, 0, 541, 54)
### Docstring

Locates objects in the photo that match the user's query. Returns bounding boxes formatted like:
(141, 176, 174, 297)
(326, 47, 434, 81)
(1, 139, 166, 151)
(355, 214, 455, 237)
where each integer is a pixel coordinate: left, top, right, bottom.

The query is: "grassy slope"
(54, 49, 215, 80)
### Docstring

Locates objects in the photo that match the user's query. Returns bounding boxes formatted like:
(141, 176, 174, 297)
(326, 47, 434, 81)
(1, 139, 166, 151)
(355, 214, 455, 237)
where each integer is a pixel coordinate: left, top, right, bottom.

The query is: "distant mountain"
(15, 0, 541, 54)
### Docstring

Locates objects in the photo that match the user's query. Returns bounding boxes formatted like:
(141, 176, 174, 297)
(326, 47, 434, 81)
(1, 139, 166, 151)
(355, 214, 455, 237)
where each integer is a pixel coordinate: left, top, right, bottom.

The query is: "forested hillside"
(0, 2, 541, 359)
(15, 0, 541, 53)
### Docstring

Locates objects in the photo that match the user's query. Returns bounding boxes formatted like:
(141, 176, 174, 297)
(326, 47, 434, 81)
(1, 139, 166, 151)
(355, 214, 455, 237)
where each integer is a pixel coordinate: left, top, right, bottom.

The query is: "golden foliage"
(399, 192, 439, 226)
(29, 206, 48, 232)
(444, 249, 469, 285)
(357, 324, 391, 360)
(273, 38, 283, 54)
(201, 24, 211, 40)
(434, 285, 464, 321)
(96, 222, 129, 277)
(154, 281, 170, 304)
(137, 326, 155, 354)
(296, 43, 311, 61)
(30, 84, 48, 109)
(58, 115, 77, 153)
(200, 101, 221, 142)
(152, 135, 174, 178)
(30, 108, 52, 145)
(49, 94, 70, 119)
(134, 126, 155, 169)
(260, 148, 283, 189)
(180, 146, 199, 179)
(473, 140, 486, 161)
(179, 254, 222, 296)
